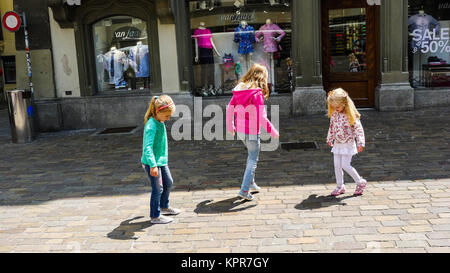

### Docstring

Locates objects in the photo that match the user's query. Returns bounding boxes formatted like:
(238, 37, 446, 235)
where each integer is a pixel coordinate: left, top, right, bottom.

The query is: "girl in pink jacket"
(226, 63, 279, 201)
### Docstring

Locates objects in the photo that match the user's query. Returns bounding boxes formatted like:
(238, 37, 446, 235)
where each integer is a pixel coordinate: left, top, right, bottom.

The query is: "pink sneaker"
(354, 179, 367, 196)
(331, 185, 346, 196)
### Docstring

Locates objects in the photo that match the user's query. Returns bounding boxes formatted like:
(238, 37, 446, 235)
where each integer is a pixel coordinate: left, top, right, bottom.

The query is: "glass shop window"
(2, 56, 16, 84)
(93, 16, 150, 92)
(189, 0, 292, 96)
(328, 8, 367, 73)
(408, 0, 450, 88)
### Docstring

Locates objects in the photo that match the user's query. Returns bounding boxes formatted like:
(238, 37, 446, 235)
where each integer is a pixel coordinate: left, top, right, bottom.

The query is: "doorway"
(321, 0, 380, 107)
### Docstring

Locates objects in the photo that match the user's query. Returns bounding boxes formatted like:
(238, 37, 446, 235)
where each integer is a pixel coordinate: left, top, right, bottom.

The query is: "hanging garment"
(129, 44, 150, 78)
(193, 28, 213, 49)
(222, 53, 234, 73)
(234, 23, 256, 55)
(408, 13, 440, 49)
(255, 23, 286, 53)
(102, 50, 128, 85)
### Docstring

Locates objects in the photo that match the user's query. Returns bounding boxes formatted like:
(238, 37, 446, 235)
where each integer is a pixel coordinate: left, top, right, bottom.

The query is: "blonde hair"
(349, 53, 358, 63)
(144, 95, 176, 124)
(237, 63, 270, 100)
(327, 88, 361, 126)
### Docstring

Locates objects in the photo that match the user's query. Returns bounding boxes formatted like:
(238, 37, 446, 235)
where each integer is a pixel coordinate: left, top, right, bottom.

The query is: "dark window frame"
(71, 0, 162, 96)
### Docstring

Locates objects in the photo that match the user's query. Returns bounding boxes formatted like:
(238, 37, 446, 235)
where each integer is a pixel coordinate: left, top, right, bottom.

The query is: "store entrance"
(321, 0, 379, 107)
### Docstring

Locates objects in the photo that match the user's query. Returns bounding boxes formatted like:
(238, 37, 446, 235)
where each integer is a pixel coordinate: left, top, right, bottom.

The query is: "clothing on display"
(234, 23, 256, 55)
(199, 47, 215, 64)
(255, 23, 286, 53)
(129, 43, 150, 78)
(193, 28, 214, 49)
(100, 49, 128, 87)
(193, 26, 216, 93)
(408, 12, 440, 49)
(222, 53, 235, 73)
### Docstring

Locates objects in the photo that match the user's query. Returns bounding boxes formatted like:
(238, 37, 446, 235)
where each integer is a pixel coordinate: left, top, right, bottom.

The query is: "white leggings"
(333, 154, 362, 188)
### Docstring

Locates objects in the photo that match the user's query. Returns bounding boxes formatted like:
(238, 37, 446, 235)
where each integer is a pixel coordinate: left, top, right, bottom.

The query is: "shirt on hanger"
(255, 23, 286, 53)
(101, 50, 128, 85)
(129, 44, 150, 78)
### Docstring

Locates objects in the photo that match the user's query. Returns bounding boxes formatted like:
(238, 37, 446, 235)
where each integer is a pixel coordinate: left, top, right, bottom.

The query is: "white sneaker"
(250, 183, 261, 192)
(238, 191, 254, 201)
(161, 207, 180, 216)
(151, 215, 173, 224)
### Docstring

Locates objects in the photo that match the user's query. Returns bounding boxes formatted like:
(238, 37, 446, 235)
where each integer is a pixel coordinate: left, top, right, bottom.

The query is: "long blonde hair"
(144, 95, 176, 124)
(236, 63, 270, 100)
(327, 88, 360, 126)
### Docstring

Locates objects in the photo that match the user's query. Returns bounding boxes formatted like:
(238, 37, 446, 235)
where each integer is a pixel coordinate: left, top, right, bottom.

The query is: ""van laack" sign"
(113, 27, 142, 41)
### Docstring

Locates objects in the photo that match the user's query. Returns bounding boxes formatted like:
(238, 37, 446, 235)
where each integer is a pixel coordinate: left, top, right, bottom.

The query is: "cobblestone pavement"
(0, 106, 449, 253)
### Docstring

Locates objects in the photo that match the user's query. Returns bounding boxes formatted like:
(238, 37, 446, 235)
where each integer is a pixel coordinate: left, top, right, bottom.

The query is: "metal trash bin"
(6, 90, 36, 143)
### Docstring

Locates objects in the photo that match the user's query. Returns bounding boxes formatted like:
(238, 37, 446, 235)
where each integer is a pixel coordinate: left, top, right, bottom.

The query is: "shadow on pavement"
(295, 194, 357, 210)
(1, 107, 450, 206)
(194, 196, 257, 214)
(107, 216, 152, 240)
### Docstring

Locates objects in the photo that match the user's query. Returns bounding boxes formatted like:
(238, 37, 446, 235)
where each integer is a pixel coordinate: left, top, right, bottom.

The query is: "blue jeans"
(142, 164, 173, 218)
(237, 133, 260, 194)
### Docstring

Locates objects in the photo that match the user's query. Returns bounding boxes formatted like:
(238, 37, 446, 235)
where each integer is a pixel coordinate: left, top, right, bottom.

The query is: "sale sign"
(411, 27, 450, 54)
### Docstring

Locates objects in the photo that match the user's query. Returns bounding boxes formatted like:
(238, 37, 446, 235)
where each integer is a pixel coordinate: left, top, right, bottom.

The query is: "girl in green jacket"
(142, 95, 179, 224)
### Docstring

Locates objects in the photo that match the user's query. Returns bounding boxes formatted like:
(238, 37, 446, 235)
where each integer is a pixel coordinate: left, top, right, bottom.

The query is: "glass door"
(322, 0, 379, 108)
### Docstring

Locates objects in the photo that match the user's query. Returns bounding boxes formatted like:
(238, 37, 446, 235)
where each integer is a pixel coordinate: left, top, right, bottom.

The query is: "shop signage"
(220, 11, 256, 23)
(438, 2, 450, 9)
(412, 27, 450, 53)
(113, 27, 142, 41)
(366, 0, 381, 5)
(66, 0, 81, 6)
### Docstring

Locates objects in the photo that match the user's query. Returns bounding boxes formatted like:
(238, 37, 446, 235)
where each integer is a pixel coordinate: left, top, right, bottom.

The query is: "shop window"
(408, 0, 450, 88)
(189, 0, 292, 96)
(2, 56, 16, 84)
(93, 16, 150, 92)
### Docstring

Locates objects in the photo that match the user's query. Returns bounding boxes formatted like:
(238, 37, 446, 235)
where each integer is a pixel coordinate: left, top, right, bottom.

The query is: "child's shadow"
(107, 216, 152, 240)
(194, 196, 257, 214)
(295, 194, 356, 210)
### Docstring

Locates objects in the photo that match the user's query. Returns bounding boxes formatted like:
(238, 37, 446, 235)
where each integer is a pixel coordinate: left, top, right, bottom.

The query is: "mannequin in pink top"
(256, 19, 286, 94)
(193, 22, 221, 96)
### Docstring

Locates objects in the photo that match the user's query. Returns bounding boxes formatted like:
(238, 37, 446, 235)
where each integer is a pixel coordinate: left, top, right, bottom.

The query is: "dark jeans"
(142, 164, 173, 218)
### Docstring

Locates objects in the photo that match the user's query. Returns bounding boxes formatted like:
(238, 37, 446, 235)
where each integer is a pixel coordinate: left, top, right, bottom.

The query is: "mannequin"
(193, 22, 221, 96)
(234, 20, 256, 75)
(256, 19, 286, 93)
(129, 41, 150, 89)
(101, 46, 128, 89)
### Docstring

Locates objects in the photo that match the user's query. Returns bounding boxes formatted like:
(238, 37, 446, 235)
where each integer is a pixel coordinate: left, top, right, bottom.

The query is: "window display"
(189, 0, 292, 96)
(93, 16, 150, 92)
(408, 0, 450, 88)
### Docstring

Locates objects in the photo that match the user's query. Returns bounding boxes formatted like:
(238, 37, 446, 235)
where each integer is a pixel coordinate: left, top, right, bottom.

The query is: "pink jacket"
(226, 86, 279, 137)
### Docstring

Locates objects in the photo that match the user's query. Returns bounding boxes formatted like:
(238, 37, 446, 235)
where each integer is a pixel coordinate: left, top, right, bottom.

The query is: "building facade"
(7, 0, 450, 131)
(0, 0, 17, 100)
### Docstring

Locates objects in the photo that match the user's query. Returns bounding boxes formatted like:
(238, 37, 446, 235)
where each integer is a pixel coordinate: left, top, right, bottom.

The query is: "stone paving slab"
(0, 107, 449, 252)
(0, 180, 450, 253)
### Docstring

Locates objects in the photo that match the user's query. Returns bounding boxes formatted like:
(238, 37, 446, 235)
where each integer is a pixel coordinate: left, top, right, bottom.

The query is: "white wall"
(157, 20, 181, 93)
(48, 8, 81, 98)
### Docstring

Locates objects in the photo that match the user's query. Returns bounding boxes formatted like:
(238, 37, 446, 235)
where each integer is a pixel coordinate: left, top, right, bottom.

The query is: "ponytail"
(144, 96, 158, 124)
